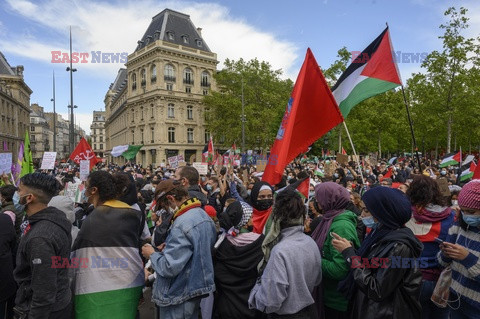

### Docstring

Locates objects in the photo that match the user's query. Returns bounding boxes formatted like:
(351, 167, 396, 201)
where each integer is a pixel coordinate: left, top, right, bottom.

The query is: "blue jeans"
(158, 298, 201, 319)
(419, 280, 450, 319)
(450, 297, 480, 319)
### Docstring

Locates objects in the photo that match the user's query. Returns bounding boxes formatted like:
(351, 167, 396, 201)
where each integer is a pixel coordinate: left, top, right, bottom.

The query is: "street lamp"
(51, 70, 56, 153)
(67, 26, 77, 154)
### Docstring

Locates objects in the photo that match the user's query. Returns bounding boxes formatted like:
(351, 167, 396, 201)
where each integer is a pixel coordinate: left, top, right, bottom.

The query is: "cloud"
(1, 0, 299, 79)
(58, 112, 93, 135)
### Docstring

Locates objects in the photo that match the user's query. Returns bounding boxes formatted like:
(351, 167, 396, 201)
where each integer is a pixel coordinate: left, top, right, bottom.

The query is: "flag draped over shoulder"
(20, 131, 34, 177)
(70, 138, 100, 169)
(71, 200, 143, 319)
(332, 27, 402, 118)
(439, 151, 461, 168)
(262, 49, 344, 186)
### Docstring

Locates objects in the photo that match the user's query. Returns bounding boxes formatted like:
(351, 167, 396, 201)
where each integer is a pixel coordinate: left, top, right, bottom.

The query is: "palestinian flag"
(314, 166, 324, 177)
(439, 151, 461, 168)
(460, 161, 476, 182)
(277, 177, 310, 200)
(332, 27, 402, 117)
(72, 200, 144, 319)
(111, 144, 143, 161)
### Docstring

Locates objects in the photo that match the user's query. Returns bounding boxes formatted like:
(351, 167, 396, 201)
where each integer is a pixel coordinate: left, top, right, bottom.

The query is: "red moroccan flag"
(262, 48, 344, 185)
(69, 137, 100, 169)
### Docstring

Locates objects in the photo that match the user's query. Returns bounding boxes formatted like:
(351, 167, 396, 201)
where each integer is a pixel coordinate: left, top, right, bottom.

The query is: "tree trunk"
(378, 129, 382, 159)
(447, 114, 452, 153)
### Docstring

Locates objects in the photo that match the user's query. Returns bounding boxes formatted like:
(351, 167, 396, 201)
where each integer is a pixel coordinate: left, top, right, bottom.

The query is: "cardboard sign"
(193, 162, 208, 175)
(234, 160, 241, 167)
(324, 162, 336, 176)
(436, 178, 451, 197)
(167, 156, 180, 169)
(368, 153, 378, 167)
(242, 169, 249, 183)
(79, 160, 90, 181)
(64, 182, 80, 202)
(40, 152, 57, 170)
(223, 155, 229, 166)
(336, 153, 348, 165)
(178, 161, 186, 167)
(0, 153, 12, 174)
(256, 160, 267, 172)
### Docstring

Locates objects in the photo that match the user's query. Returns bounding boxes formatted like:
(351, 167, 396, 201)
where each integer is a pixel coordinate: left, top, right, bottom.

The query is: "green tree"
(203, 58, 293, 151)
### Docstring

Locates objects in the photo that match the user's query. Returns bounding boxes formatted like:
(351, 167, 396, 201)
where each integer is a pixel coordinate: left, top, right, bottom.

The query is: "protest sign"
(79, 160, 90, 181)
(336, 153, 348, 165)
(0, 153, 12, 174)
(40, 152, 57, 170)
(256, 160, 267, 172)
(193, 162, 208, 175)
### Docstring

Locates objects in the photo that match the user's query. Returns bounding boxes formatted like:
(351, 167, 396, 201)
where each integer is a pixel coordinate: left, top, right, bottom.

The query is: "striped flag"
(460, 161, 476, 182)
(462, 155, 475, 166)
(71, 200, 143, 318)
(439, 151, 461, 168)
(332, 27, 402, 117)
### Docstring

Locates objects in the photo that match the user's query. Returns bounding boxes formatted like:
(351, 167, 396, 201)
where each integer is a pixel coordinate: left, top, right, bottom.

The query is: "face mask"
(365, 169, 370, 174)
(13, 192, 26, 212)
(247, 189, 251, 196)
(441, 171, 447, 176)
(152, 187, 156, 192)
(319, 165, 324, 169)
(206, 184, 213, 191)
(287, 176, 292, 180)
(256, 199, 273, 211)
(451, 200, 458, 206)
(309, 191, 315, 198)
(361, 216, 378, 229)
(462, 212, 480, 227)
(334, 173, 339, 179)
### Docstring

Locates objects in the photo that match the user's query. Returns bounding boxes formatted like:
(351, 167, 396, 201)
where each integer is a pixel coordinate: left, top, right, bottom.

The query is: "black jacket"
(0, 213, 16, 302)
(14, 206, 72, 318)
(188, 185, 208, 206)
(342, 228, 423, 319)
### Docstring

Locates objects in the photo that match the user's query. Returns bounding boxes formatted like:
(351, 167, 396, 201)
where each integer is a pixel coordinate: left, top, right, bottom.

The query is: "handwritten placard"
(0, 153, 12, 174)
(40, 152, 57, 170)
(193, 162, 208, 175)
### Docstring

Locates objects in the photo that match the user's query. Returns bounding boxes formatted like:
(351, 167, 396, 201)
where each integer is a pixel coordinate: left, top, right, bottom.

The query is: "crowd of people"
(0, 155, 479, 319)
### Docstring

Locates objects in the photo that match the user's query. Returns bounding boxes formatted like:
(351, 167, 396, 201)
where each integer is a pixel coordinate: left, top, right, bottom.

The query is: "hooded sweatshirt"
(14, 206, 72, 317)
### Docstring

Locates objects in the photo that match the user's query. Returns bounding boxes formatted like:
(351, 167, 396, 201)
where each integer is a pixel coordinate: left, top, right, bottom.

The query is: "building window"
(93, 136, 96, 143)
(132, 73, 137, 90)
(100, 136, 103, 142)
(182, 35, 189, 44)
(140, 129, 144, 144)
(201, 71, 210, 87)
(187, 105, 193, 120)
(141, 106, 144, 120)
(168, 104, 175, 118)
(132, 131, 135, 143)
(164, 64, 175, 82)
(185, 87, 191, 93)
(151, 104, 154, 118)
(151, 127, 154, 142)
(187, 128, 194, 143)
(168, 127, 175, 143)
(167, 31, 175, 40)
(141, 69, 146, 87)
(205, 131, 210, 144)
(183, 68, 193, 84)
(151, 65, 157, 83)
(203, 89, 208, 95)
(196, 39, 202, 47)
(166, 83, 173, 91)
(30, 125, 35, 132)
(100, 144, 104, 150)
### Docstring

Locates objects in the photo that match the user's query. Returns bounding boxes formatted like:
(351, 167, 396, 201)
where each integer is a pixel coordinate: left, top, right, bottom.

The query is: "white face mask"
(451, 200, 458, 206)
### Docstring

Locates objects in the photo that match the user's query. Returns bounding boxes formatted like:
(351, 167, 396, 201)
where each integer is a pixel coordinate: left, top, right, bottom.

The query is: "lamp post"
(50, 70, 56, 153)
(241, 76, 246, 152)
(66, 26, 77, 154)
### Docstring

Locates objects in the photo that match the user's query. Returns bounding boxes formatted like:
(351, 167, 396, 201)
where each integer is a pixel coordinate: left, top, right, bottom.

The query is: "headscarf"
(311, 182, 350, 249)
(249, 181, 273, 211)
(214, 201, 254, 249)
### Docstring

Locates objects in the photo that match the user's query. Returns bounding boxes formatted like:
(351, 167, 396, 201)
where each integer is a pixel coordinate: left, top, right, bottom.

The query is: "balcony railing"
(201, 81, 211, 87)
(132, 83, 137, 90)
(164, 75, 176, 82)
(183, 78, 194, 85)
(151, 76, 157, 84)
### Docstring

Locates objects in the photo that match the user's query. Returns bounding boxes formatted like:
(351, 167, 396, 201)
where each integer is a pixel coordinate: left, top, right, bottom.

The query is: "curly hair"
(406, 174, 446, 207)
(273, 188, 306, 228)
(87, 171, 130, 203)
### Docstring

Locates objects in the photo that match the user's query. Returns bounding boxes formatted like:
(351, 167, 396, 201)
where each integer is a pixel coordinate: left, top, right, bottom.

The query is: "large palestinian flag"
(439, 151, 461, 168)
(71, 200, 144, 319)
(332, 27, 402, 117)
(460, 161, 476, 182)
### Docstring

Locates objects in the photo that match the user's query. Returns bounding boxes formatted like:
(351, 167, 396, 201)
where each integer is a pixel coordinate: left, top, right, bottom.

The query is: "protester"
(1, 185, 23, 239)
(249, 181, 274, 233)
(175, 166, 208, 206)
(14, 173, 72, 318)
(214, 201, 264, 319)
(249, 188, 321, 318)
(72, 171, 144, 319)
(406, 174, 455, 319)
(0, 212, 16, 319)
(332, 186, 423, 319)
(438, 180, 480, 319)
(142, 179, 217, 319)
(311, 182, 360, 318)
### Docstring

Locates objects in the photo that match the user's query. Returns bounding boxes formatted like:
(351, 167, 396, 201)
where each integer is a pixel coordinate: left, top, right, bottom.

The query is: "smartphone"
(434, 237, 444, 244)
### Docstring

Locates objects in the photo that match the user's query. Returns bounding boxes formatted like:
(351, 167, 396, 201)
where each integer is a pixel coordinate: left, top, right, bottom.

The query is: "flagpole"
(342, 121, 365, 184)
(456, 146, 462, 185)
(401, 85, 421, 170)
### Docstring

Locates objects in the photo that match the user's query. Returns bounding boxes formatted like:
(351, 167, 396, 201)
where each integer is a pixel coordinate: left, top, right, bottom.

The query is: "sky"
(1, 0, 479, 135)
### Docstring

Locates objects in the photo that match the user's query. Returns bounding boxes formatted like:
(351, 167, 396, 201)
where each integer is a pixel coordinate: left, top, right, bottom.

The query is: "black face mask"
(247, 225, 254, 232)
(256, 199, 273, 211)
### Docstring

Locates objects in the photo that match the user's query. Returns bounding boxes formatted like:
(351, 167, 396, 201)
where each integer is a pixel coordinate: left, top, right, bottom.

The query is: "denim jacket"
(150, 206, 217, 306)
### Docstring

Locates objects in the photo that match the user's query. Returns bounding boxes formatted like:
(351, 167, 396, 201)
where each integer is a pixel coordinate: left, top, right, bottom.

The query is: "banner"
(167, 155, 184, 169)
(0, 153, 12, 174)
(40, 152, 57, 170)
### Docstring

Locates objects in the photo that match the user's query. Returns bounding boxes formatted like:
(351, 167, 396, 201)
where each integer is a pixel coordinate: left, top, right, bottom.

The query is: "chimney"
(197, 27, 202, 36)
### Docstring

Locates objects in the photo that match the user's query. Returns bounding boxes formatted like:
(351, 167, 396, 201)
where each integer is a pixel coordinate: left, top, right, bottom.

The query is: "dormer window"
(154, 31, 160, 40)
(195, 39, 202, 47)
(167, 31, 175, 40)
(182, 35, 189, 44)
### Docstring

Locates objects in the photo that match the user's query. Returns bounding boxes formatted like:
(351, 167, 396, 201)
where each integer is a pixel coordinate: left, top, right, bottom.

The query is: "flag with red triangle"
(439, 151, 461, 168)
(341, 147, 347, 155)
(262, 49, 344, 186)
(380, 166, 393, 181)
(473, 160, 480, 180)
(332, 26, 402, 118)
(69, 137, 100, 169)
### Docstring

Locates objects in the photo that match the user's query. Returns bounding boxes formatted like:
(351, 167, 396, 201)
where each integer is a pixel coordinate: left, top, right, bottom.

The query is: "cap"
(155, 179, 181, 200)
(458, 180, 480, 210)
